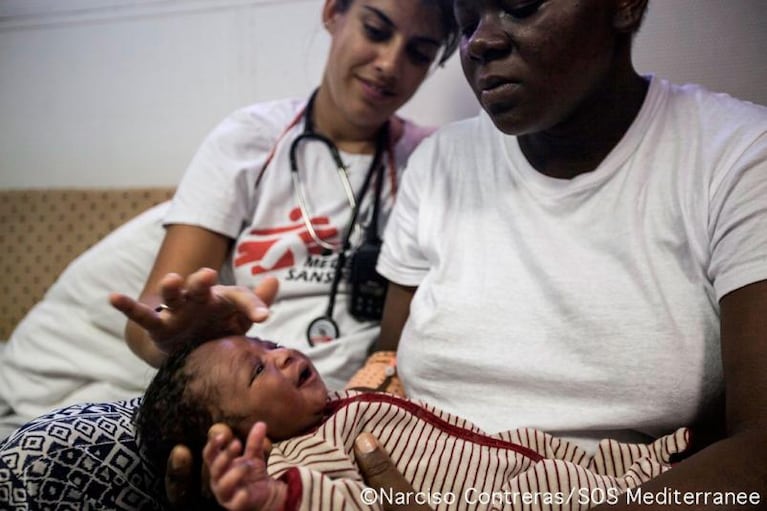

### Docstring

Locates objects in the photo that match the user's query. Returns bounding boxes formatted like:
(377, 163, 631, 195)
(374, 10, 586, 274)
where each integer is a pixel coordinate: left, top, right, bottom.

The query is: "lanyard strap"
(324, 122, 388, 319)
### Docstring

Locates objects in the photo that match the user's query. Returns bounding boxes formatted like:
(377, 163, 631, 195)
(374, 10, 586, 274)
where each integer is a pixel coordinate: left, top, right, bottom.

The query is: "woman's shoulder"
(644, 78, 767, 178)
(393, 117, 434, 158)
(396, 114, 489, 160)
(206, 97, 306, 147)
(655, 77, 767, 135)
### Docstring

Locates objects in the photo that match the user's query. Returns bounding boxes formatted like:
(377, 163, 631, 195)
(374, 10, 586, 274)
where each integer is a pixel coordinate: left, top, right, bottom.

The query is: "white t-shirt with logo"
(378, 77, 767, 448)
(166, 98, 432, 389)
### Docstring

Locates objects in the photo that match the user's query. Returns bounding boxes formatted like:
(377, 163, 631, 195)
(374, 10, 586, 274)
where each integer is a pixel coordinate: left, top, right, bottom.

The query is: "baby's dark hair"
(134, 342, 211, 495)
(335, 0, 459, 66)
(134, 339, 248, 507)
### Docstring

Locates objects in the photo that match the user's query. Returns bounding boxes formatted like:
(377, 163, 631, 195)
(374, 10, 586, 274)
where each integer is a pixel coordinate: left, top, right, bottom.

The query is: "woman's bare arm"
(375, 282, 416, 352)
(594, 279, 767, 510)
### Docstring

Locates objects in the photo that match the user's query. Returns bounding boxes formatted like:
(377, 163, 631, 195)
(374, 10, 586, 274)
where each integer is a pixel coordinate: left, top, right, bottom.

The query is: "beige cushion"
(0, 188, 173, 340)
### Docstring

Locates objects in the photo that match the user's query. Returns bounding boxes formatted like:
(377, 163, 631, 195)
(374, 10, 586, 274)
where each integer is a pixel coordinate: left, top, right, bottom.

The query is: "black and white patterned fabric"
(0, 398, 165, 510)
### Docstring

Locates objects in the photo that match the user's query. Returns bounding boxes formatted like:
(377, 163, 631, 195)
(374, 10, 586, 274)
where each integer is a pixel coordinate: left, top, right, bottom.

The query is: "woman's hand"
(163, 444, 197, 509)
(110, 268, 279, 357)
(203, 422, 285, 511)
(354, 433, 433, 511)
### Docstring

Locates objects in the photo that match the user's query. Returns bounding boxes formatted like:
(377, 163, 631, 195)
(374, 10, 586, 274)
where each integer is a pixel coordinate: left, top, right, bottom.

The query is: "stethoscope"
(281, 90, 390, 346)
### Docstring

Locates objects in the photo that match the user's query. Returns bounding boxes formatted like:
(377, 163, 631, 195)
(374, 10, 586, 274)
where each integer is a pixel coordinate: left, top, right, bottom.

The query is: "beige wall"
(1, 0, 765, 189)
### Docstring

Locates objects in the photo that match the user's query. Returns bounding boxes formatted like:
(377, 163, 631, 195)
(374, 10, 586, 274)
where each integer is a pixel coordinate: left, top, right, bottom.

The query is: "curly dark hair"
(134, 340, 234, 509)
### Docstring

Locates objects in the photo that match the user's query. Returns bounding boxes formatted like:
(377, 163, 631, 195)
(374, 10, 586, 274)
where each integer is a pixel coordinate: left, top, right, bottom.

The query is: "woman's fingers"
(354, 433, 402, 485)
(254, 276, 280, 307)
(182, 267, 276, 323)
(114, 269, 279, 357)
(184, 267, 219, 304)
(214, 286, 271, 323)
(209, 276, 279, 324)
(354, 433, 433, 511)
(159, 272, 187, 310)
(165, 444, 196, 509)
(109, 293, 164, 330)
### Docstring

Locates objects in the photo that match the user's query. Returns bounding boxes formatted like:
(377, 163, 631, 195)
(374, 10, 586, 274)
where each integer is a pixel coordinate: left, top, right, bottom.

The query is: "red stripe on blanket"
(324, 393, 544, 462)
(278, 467, 303, 511)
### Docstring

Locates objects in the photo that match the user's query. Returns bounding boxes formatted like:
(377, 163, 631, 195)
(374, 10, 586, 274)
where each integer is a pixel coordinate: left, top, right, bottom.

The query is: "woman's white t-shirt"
(378, 77, 767, 449)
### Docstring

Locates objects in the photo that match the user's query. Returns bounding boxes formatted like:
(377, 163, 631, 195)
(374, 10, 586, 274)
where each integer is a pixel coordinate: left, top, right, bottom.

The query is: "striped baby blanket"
(267, 391, 688, 510)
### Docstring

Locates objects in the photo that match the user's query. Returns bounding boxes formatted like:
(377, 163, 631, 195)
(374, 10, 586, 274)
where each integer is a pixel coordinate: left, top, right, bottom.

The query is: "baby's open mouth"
(298, 366, 312, 386)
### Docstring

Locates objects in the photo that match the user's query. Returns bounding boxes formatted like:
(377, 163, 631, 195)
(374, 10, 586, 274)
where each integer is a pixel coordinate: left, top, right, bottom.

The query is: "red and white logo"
(234, 207, 339, 275)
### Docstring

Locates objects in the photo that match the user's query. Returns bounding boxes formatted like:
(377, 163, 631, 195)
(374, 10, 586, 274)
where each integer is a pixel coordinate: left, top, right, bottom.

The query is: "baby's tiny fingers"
(243, 422, 269, 461)
(213, 460, 254, 504)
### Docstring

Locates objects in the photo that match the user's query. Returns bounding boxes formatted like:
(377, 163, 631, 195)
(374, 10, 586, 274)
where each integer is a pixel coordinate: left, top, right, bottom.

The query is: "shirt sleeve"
(376, 136, 437, 287)
(164, 101, 294, 238)
(708, 131, 767, 300)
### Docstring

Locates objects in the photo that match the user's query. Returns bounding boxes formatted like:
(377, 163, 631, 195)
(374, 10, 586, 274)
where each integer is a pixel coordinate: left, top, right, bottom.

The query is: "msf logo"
(235, 207, 338, 275)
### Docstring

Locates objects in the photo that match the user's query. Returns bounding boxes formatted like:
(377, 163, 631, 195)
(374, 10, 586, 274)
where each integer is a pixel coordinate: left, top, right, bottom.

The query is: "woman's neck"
(311, 86, 400, 154)
(519, 70, 649, 180)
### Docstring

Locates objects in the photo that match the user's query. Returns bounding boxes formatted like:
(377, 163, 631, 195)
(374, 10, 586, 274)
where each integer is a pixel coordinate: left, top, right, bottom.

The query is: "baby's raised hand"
(203, 422, 285, 511)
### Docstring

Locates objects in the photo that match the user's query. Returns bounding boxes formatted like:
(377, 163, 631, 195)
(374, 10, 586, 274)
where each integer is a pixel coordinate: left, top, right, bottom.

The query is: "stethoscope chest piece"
(307, 316, 340, 346)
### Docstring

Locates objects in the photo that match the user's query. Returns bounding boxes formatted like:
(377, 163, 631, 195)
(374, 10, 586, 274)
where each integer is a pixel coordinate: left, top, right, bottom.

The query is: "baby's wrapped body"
(268, 391, 688, 510)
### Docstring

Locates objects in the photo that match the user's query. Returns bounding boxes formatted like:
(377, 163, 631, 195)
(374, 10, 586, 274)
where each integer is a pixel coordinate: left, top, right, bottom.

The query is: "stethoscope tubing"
(289, 131, 358, 252)
(256, 89, 391, 343)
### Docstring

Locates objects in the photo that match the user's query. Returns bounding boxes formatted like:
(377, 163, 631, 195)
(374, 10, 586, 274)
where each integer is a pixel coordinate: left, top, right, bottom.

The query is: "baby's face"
(189, 336, 328, 441)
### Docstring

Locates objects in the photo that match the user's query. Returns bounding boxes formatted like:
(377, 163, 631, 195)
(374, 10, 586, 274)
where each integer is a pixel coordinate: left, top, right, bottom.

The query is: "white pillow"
(0, 202, 168, 435)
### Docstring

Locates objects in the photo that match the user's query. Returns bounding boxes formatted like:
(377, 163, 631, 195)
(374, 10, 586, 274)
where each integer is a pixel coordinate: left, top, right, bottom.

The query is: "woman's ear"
(322, 0, 341, 33)
(613, 0, 649, 33)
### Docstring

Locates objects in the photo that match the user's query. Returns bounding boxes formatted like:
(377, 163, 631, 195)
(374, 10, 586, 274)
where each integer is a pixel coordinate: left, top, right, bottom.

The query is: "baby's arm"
(203, 422, 287, 511)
